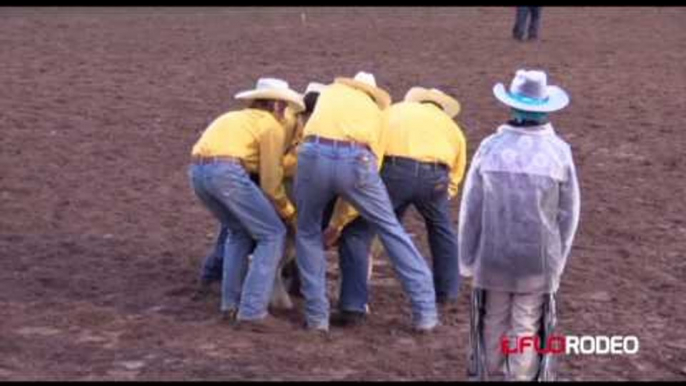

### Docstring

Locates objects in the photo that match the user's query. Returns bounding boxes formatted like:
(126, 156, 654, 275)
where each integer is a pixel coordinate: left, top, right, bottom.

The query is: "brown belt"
(385, 156, 448, 171)
(191, 155, 243, 165)
(303, 135, 371, 152)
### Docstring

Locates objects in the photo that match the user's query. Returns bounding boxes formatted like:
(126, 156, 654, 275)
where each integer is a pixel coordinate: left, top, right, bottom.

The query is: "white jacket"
(458, 123, 580, 294)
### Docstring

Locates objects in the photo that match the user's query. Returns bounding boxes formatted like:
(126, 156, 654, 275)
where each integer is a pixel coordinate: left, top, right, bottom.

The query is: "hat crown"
(353, 71, 377, 88)
(509, 70, 548, 100)
(429, 88, 447, 96)
(255, 77, 290, 92)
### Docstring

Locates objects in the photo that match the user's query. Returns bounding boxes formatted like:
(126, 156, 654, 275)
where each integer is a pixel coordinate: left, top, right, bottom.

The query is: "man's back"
(385, 101, 465, 164)
(303, 83, 383, 144)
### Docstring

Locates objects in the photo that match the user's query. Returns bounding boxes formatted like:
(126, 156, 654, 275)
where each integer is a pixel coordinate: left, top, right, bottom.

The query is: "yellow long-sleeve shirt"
(282, 113, 305, 179)
(303, 82, 391, 232)
(191, 108, 296, 221)
(303, 82, 389, 169)
(328, 101, 468, 232)
(385, 102, 467, 198)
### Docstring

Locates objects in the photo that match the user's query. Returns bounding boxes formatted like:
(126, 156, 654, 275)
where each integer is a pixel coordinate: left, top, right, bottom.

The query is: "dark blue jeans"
(338, 157, 461, 312)
(513, 6, 541, 40)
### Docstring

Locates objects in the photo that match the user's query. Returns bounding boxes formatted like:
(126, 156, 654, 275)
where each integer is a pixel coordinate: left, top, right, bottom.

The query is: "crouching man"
(189, 77, 304, 331)
(295, 71, 439, 334)
(459, 69, 580, 381)
(324, 86, 468, 327)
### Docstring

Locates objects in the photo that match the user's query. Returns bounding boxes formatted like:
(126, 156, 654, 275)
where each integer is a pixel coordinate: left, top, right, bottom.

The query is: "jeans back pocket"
(354, 152, 378, 189)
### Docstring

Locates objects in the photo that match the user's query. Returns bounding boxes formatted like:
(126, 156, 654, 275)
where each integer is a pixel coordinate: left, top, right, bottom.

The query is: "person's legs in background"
(528, 6, 542, 40)
(512, 6, 529, 41)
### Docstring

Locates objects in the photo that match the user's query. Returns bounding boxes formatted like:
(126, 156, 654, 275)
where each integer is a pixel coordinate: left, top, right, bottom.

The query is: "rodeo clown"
(294, 71, 439, 334)
(323, 87, 468, 327)
(459, 69, 580, 381)
(189, 77, 304, 331)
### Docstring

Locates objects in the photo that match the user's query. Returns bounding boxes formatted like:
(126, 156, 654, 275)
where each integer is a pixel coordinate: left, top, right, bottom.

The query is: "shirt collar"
(497, 122, 555, 136)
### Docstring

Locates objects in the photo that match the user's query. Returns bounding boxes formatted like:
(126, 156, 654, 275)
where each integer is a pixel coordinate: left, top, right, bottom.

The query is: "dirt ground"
(0, 7, 684, 381)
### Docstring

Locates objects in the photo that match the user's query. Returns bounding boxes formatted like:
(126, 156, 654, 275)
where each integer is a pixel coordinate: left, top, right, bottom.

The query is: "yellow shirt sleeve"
(371, 108, 391, 170)
(282, 115, 305, 179)
(282, 151, 298, 179)
(259, 122, 296, 222)
(448, 126, 468, 199)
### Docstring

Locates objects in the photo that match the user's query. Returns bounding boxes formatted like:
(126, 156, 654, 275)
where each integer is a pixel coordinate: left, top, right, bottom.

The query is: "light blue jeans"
(198, 175, 259, 284)
(294, 141, 438, 330)
(189, 160, 286, 321)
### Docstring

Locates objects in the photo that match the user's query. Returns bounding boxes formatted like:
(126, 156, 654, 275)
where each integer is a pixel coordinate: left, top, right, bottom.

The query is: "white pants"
(482, 290, 545, 381)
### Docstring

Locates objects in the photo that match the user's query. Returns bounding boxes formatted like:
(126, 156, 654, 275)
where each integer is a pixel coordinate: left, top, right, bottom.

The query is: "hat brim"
(404, 87, 461, 118)
(305, 82, 328, 96)
(235, 88, 305, 113)
(493, 83, 569, 113)
(334, 78, 391, 110)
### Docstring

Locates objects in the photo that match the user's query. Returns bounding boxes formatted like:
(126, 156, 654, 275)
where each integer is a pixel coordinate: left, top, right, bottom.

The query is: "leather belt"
(384, 155, 448, 171)
(191, 155, 243, 165)
(303, 135, 371, 152)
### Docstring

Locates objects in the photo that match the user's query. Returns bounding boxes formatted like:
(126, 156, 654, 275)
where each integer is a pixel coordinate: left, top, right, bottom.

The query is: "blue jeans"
(294, 141, 438, 330)
(199, 174, 259, 284)
(189, 160, 286, 321)
(199, 224, 228, 283)
(338, 159, 461, 312)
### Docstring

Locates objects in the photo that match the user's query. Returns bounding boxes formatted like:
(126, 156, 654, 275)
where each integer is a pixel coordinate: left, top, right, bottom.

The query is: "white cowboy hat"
(404, 87, 461, 118)
(334, 71, 392, 110)
(235, 77, 305, 113)
(304, 82, 327, 95)
(493, 69, 569, 113)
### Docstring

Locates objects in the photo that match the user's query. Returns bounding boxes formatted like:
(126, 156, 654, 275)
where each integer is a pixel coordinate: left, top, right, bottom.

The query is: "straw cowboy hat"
(304, 82, 327, 95)
(235, 77, 306, 113)
(334, 71, 392, 110)
(493, 69, 569, 113)
(404, 87, 461, 118)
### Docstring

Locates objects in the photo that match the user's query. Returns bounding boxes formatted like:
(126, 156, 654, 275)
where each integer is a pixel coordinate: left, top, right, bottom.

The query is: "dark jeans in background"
(513, 6, 541, 40)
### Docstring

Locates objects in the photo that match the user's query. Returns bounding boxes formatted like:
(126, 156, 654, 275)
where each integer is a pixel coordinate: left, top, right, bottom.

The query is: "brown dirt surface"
(1, 7, 684, 381)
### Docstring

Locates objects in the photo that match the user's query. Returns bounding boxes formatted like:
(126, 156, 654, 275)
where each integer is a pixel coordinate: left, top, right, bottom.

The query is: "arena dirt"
(0, 7, 684, 381)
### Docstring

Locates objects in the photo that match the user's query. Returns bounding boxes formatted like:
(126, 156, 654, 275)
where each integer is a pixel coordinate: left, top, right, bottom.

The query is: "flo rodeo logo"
(502, 335, 640, 356)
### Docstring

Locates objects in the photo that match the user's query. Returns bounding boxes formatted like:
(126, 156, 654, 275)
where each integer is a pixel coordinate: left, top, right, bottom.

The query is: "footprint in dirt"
(75, 329, 123, 349)
(15, 326, 62, 337)
(164, 286, 196, 298)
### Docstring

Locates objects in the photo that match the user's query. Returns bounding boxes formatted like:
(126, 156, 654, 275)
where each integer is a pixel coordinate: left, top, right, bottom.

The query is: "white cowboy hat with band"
(334, 71, 392, 110)
(493, 69, 569, 113)
(235, 77, 306, 113)
(404, 87, 461, 118)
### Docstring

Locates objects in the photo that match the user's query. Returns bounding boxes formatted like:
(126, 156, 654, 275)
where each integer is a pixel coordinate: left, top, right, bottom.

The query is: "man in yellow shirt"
(327, 87, 467, 327)
(189, 77, 304, 330)
(294, 71, 439, 334)
(193, 94, 302, 303)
